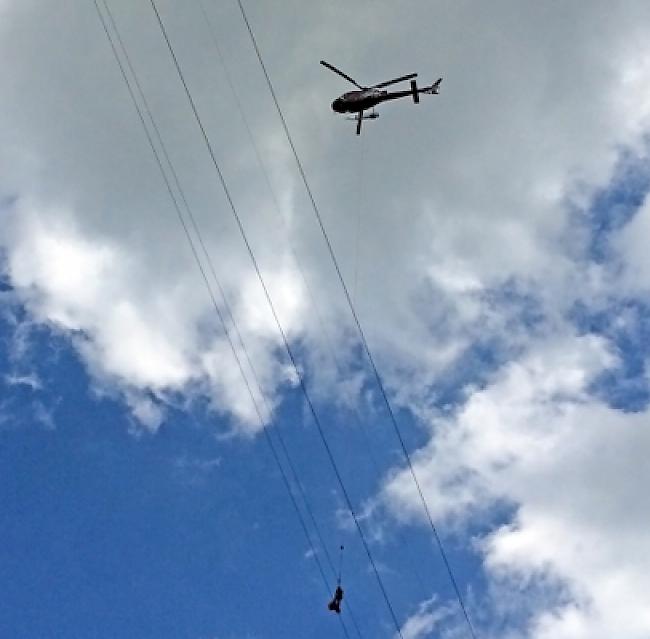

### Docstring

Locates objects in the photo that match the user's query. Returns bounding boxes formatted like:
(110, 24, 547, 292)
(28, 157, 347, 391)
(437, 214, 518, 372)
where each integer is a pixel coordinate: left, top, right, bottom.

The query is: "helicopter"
(321, 60, 442, 134)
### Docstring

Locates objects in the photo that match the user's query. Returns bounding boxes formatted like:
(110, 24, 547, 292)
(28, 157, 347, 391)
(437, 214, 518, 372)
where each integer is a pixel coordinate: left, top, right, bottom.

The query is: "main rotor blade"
(320, 60, 363, 89)
(372, 72, 418, 89)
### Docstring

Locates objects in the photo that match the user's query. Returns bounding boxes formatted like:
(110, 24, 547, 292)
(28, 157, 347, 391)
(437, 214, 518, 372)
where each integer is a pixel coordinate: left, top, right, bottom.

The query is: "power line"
(128, 6, 364, 634)
(196, 0, 363, 442)
(195, 6, 409, 635)
(233, 3, 478, 638)
(196, 4, 437, 625)
(145, 1, 404, 635)
(198, 0, 368, 593)
(197, 0, 346, 576)
(92, 3, 351, 637)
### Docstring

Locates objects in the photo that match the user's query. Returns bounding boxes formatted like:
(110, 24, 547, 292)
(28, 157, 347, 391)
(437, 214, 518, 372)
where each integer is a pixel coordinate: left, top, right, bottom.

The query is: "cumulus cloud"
(382, 331, 650, 638)
(1, 0, 649, 430)
(2, 3, 650, 632)
(398, 596, 451, 639)
(2, 197, 299, 431)
(4, 371, 42, 391)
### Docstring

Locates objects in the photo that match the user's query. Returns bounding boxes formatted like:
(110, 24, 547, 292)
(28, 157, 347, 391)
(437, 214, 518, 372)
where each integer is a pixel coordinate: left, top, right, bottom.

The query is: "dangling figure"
(328, 584, 344, 614)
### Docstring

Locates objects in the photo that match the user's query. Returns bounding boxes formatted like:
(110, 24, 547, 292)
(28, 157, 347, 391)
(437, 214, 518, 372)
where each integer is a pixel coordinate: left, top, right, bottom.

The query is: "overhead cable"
(92, 3, 352, 637)
(234, 2, 477, 638)
(146, 0, 404, 635)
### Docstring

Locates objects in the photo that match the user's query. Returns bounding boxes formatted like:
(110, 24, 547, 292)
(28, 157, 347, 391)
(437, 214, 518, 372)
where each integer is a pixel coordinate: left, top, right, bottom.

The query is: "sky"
(2, 1, 650, 638)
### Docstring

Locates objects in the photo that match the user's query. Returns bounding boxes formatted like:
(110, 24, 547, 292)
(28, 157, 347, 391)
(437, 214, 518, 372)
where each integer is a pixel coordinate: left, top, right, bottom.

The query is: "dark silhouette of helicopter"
(321, 60, 442, 134)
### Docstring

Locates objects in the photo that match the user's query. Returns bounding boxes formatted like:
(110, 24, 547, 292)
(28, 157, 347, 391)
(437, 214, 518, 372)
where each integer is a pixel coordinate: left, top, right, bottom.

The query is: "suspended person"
(328, 584, 344, 614)
(327, 544, 345, 614)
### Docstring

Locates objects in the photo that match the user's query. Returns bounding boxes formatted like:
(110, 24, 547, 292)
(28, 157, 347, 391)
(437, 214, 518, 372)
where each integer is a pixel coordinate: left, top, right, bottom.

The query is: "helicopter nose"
(332, 98, 345, 113)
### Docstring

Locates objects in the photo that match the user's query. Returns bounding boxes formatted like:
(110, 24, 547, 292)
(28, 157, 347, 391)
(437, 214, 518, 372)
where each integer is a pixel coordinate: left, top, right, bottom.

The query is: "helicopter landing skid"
(346, 109, 379, 135)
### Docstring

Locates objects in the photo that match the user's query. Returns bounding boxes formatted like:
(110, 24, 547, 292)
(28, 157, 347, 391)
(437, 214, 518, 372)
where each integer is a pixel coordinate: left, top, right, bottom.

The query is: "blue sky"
(0, 303, 486, 639)
(3, 150, 649, 637)
(3, 2, 650, 638)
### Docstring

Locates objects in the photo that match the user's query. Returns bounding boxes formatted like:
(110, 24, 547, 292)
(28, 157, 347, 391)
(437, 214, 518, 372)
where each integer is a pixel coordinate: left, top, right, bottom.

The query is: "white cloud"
(382, 332, 650, 638)
(1, 0, 649, 422)
(0, 1, 649, 634)
(2, 199, 299, 430)
(4, 371, 42, 391)
(173, 453, 221, 485)
(125, 390, 166, 433)
(5, 203, 194, 386)
(32, 399, 56, 430)
(399, 596, 450, 639)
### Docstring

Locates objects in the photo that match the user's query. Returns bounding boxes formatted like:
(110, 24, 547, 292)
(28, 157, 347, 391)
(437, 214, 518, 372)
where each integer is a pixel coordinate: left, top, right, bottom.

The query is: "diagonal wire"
(198, 0, 342, 579)
(198, 2, 433, 621)
(198, 6, 413, 635)
(106, 3, 362, 635)
(199, 0, 437, 627)
(92, 3, 351, 637)
(198, 1, 387, 539)
(233, 2, 478, 638)
(146, 1, 404, 636)
(194, 6, 369, 636)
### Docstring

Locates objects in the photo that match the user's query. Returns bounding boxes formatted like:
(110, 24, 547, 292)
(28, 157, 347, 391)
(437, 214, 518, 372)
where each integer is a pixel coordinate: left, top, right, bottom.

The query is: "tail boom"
(423, 78, 442, 94)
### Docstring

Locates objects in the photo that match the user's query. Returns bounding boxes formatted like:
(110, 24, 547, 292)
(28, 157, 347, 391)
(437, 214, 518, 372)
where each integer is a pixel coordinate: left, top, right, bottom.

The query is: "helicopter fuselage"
(331, 86, 430, 114)
(331, 88, 388, 113)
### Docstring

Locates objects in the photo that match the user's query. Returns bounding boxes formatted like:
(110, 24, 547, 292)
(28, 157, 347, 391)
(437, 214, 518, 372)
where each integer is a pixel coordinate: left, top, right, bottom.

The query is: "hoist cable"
(146, 1, 404, 635)
(195, 7, 384, 636)
(353, 135, 365, 307)
(93, 4, 351, 637)
(233, 3, 477, 638)
(196, 0, 361, 611)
